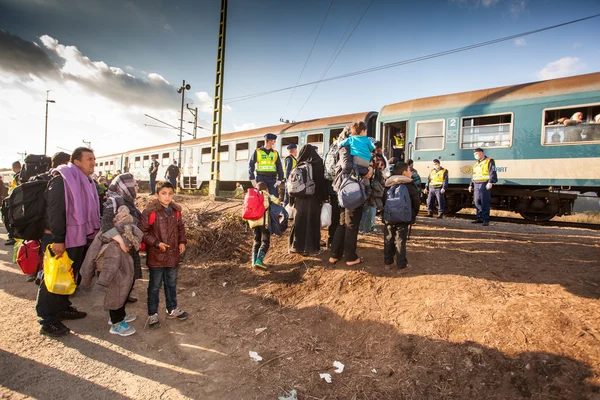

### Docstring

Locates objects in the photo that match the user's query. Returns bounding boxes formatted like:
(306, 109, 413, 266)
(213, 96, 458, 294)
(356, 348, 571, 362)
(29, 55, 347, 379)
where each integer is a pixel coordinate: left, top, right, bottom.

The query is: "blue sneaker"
(109, 321, 136, 336)
(108, 314, 137, 325)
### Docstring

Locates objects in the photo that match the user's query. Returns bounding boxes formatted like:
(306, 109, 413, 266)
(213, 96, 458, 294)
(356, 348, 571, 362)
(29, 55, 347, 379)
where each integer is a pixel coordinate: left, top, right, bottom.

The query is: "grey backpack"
(383, 184, 412, 224)
(337, 166, 367, 210)
(287, 161, 315, 198)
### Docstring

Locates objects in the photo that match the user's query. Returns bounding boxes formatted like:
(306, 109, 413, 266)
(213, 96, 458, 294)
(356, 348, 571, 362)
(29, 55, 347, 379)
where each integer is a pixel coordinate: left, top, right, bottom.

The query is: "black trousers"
(383, 223, 409, 268)
(109, 305, 126, 324)
(327, 182, 340, 248)
(330, 205, 363, 262)
(36, 241, 85, 326)
(252, 226, 271, 255)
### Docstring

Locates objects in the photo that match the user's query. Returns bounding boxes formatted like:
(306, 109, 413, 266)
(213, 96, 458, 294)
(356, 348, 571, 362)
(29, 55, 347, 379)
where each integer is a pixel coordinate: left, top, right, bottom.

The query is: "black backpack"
(20, 155, 51, 183)
(5, 178, 50, 240)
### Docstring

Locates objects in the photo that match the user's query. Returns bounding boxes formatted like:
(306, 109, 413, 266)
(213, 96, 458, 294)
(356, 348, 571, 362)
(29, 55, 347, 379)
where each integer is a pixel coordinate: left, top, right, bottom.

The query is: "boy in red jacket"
(139, 181, 188, 328)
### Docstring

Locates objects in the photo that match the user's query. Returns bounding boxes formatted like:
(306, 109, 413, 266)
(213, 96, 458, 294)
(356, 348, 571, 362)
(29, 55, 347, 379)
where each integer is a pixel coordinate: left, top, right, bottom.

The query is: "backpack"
(324, 141, 341, 181)
(20, 154, 51, 183)
(148, 209, 181, 225)
(242, 188, 265, 220)
(17, 240, 42, 275)
(268, 200, 289, 235)
(5, 179, 50, 240)
(287, 161, 315, 198)
(383, 184, 412, 224)
(337, 166, 367, 210)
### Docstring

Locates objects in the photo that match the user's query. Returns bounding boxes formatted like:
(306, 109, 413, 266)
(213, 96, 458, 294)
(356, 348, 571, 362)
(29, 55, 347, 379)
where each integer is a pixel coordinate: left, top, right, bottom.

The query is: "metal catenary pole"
(178, 80, 186, 192)
(209, 0, 228, 197)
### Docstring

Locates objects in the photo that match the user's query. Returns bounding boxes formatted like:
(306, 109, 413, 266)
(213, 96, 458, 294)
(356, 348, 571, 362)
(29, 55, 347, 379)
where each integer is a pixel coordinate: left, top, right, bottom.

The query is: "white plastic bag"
(320, 203, 332, 228)
(285, 204, 296, 219)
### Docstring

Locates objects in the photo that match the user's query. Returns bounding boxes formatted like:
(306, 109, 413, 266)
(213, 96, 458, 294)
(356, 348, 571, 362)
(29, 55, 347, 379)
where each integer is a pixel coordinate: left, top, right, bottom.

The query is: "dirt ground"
(1, 195, 599, 399)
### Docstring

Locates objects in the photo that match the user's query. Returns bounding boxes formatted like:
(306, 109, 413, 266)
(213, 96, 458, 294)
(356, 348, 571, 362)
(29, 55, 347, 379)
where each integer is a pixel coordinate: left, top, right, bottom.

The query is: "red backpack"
(242, 188, 265, 220)
(17, 240, 41, 275)
(139, 209, 182, 253)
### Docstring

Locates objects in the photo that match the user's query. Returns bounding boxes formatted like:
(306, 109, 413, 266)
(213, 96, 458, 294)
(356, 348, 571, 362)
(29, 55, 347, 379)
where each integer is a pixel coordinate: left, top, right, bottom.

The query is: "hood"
(385, 175, 412, 187)
(146, 199, 182, 212)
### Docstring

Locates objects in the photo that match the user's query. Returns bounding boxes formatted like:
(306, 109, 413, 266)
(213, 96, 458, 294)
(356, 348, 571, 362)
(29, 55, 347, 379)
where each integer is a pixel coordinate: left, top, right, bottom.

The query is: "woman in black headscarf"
(288, 144, 329, 255)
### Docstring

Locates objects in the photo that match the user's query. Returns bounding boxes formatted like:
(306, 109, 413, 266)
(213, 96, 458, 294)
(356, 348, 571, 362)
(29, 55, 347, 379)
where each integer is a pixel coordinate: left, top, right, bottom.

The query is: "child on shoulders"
(338, 121, 375, 169)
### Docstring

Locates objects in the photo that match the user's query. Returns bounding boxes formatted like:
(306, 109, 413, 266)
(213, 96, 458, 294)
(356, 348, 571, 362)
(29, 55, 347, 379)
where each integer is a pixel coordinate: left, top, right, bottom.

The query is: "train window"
(542, 104, 600, 145)
(415, 120, 445, 151)
(219, 145, 230, 162)
(236, 143, 249, 161)
(99, 162, 104, 167)
(134, 156, 141, 168)
(110, 161, 114, 165)
(257, 140, 265, 149)
(330, 128, 343, 144)
(142, 155, 150, 167)
(307, 133, 324, 155)
(460, 113, 512, 149)
(201, 147, 211, 164)
(161, 152, 170, 166)
(280, 136, 299, 157)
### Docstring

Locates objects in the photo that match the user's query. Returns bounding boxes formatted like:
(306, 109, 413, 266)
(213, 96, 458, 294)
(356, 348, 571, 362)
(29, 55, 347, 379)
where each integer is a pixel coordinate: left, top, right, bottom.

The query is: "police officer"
(424, 159, 448, 219)
(283, 143, 297, 206)
(149, 155, 159, 195)
(392, 130, 405, 162)
(469, 148, 497, 226)
(248, 133, 284, 197)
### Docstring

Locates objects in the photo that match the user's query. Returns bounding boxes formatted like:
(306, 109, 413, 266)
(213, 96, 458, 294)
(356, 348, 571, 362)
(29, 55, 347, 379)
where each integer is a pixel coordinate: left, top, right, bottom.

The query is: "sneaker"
(166, 308, 189, 320)
(26, 274, 36, 282)
(108, 314, 137, 325)
(126, 296, 138, 303)
(146, 313, 161, 328)
(4, 239, 16, 246)
(471, 220, 483, 224)
(58, 306, 87, 320)
(437, 214, 443, 219)
(482, 221, 489, 226)
(384, 264, 395, 270)
(397, 265, 413, 274)
(110, 321, 136, 336)
(40, 322, 70, 337)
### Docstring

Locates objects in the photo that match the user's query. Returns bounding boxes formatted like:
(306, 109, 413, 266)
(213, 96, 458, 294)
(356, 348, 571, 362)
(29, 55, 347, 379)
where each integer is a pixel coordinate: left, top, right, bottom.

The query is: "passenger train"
(94, 72, 600, 221)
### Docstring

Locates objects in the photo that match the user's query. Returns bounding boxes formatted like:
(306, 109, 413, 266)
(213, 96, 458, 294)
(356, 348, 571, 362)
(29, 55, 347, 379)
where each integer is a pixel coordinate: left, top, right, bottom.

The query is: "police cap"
(286, 143, 297, 150)
(433, 159, 440, 164)
(474, 147, 484, 153)
(264, 133, 277, 140)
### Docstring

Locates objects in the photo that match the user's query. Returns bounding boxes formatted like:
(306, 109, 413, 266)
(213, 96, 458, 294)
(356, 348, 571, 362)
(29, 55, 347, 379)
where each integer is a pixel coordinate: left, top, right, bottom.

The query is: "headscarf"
(297, 144, 321, 164)
(107, 173, 137, 204)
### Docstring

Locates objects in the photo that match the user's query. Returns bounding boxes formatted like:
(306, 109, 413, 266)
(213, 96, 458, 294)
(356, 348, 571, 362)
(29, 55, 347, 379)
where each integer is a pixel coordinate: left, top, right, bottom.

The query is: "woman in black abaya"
(288, 144, 328, 255)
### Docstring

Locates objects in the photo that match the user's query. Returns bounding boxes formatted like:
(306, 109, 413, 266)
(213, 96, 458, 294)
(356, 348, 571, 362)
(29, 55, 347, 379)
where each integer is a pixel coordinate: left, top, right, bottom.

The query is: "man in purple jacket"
(36, 147, 101, 337)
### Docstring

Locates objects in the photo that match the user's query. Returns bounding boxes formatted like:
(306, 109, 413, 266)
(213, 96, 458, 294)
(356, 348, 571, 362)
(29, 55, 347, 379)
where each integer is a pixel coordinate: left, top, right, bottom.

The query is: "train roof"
(97, 111, 376, 157)
(379, 72, 600, 119)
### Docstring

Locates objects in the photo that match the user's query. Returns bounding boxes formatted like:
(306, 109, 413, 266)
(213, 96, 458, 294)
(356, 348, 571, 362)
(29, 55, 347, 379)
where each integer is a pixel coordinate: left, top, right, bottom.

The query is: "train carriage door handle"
(408, 142, 413, 160)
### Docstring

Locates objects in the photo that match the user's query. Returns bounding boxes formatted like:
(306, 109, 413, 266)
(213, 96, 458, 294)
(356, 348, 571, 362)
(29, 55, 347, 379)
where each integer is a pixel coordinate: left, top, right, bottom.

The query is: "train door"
(382, 121, 408, 161)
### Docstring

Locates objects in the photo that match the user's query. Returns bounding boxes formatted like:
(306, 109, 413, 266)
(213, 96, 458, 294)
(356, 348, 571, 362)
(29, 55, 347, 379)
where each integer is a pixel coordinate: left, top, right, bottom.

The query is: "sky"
(0, 0, 599, 168)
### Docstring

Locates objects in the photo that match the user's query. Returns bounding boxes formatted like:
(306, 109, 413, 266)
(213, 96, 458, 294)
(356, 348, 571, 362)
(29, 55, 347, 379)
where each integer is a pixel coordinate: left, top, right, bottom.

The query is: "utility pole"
(177, 81, 191, 192)
(44, 90, 56, 155)
(83, 139, 92, 148)
(17, 151, 27, 163)
(209, 0, 228, 197)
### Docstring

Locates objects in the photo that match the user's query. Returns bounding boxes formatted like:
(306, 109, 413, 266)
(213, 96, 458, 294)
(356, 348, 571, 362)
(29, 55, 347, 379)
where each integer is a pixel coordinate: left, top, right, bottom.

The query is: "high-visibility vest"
(394, 136, 404, 147)
(284, 156, 297, 178)
(429, 168, 447, 187)
(255, 148, 278, 174)
(472, 158, 491, 182)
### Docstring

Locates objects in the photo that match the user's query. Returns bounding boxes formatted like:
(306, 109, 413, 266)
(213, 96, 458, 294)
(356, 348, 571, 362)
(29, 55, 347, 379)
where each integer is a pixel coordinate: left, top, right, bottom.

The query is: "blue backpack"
(268, 201, 289, 235)
(337, 166, 367, 210)
(383, 184, 412, 224)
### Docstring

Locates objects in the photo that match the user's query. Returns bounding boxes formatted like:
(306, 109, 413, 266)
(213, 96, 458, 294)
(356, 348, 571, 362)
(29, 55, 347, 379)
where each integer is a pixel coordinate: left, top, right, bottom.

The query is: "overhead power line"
(280, 0, 335, 120)
(226, 13, 600, 105)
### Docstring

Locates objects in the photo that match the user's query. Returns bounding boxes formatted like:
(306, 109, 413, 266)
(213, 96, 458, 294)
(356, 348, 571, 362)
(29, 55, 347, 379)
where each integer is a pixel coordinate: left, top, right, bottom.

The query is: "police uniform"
(426, 160, 448, 217)
(470, 149, 498, 225)
(248, 133, 284, 197)
(283, 143, 297, 206)
(392, 133, 405, 161)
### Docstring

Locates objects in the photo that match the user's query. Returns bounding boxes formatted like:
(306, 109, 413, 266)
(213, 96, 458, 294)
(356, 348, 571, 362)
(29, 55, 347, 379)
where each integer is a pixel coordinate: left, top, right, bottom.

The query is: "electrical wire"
(280, 0, 335, 120)
(225, 13, 600, 105)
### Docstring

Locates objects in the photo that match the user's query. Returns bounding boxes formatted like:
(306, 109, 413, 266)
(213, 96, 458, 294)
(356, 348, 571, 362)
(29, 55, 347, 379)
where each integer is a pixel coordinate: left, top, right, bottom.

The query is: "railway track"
(417, 211, 600, 230)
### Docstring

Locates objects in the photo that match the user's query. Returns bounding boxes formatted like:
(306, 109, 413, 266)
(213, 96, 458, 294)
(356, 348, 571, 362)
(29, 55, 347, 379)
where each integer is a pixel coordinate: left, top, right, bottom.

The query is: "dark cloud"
(0, 29, 59, 78)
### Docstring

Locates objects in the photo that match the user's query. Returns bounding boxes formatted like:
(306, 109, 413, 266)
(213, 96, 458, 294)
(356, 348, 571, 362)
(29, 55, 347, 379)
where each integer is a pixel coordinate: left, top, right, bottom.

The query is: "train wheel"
(518, 197, 558, 222)
(519, 211, 557, 222)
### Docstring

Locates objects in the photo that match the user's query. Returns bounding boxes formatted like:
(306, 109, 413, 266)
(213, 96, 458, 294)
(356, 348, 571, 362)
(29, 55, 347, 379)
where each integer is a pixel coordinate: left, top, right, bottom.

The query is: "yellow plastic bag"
(43, 245, 76, 295)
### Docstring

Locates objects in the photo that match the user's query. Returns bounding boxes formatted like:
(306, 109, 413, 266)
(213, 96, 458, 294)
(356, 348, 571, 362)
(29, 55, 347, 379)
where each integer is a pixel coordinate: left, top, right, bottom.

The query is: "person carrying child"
(80, 206, 144, 336)
(138, 181, 188, 328)
(245, 181, 281, 270)
(338, 121, 374, 169)
(381, 162, 421, 273)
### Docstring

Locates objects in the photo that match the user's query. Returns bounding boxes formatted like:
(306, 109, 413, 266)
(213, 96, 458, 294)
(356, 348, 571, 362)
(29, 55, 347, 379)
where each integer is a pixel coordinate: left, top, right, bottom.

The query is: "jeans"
(147, 267, 178, 315)
(149, 173, 158, 195)
(383, 223, 409, 268)
(473, 182, 491, 222)
(427, 187, 445, 215)
(36, 242, 85, 326)
(330, 205, 363, 262)
(168, 177, 177, 189)
(256, 175, 278, 197)
(359, 206, 376, 232)
(252, 226, 271, 255)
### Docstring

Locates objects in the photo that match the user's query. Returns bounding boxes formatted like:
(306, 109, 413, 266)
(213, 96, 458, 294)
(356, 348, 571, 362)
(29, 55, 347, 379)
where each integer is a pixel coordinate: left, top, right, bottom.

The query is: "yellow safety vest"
(255, 148, 278, 174)
(472, 158, 491, 182)
(284, 156, 297, 179)
(429, 168, 447, 187)
(394, 136, 404, 147)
